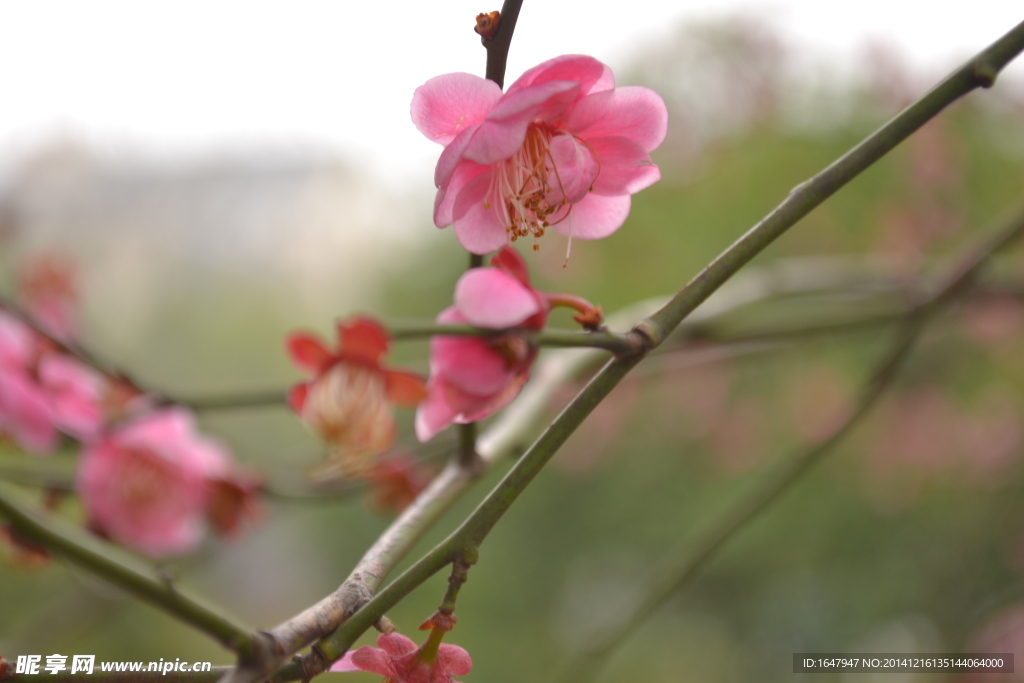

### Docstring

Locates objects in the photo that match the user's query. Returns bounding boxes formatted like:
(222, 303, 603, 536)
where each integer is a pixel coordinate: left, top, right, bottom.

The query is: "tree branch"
(0, 482, 254, 656)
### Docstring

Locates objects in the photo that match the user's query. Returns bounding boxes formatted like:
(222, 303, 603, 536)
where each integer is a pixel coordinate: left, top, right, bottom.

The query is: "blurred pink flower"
(0, 311, 106, 454)
(18, 252, 81, 342)
(415, 248, 549, 441)
(331, 631, 471, 683)
(0, 311, 57, 454)
(412, 54, 667, 254)
(286, 316, 427, 476)
(76, 408, 231, 557)
(37, 353, 104, 441)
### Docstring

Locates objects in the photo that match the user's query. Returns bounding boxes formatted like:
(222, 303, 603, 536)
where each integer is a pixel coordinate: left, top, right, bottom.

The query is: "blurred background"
(2, 2, 1024, 682)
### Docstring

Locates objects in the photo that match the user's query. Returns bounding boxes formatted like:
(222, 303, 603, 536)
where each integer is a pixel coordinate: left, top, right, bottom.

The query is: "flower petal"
(337, 317, 389, 366)
(434, 163, 490, 228)
(438, 644, 473, 677)
(384, 369, 428, 406)
(287, 383, 308, 413)
(349, 646, 399, 678)
(462, 80, 581, 165)
(415, 377, 460, 442)
(328, 652, 361, 673)
(457, 371, 529, 423)
(412, 72, 503, 146)
(455, 268, 540, 329)
(490, 246, 531, 287)
(507, 54, 614, 98)
(588, 136, 661, 196)
(552, 193, 632, 240)
(431, 334, 516, 396)
(285, 332, 333, 374)
(377, 632, 419, 656)
(566, 86, 668, 152)
(452, 173, 509, 255)
(546, 133, 600, 204)
(434, 122, 483, 189)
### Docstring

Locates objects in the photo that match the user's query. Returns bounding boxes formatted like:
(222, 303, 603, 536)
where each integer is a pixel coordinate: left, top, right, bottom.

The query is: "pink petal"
(412, 72, 503, 146)
(457, 371, 529, 423)
(438, 644, 473, 677)
(452, 173, 510, 255)
(287, 383, 308, 413)
(377, 632, 419, 656)
(0, 371, 57, 454)
(328, 652, 361, 673)
(434, 162, 490, 228)
(588, 136, 661, 196)
(38, 353, 103, 440)
(384, 369, 428, 407)
(546, 133, 600, 205)
(0, 311, 34, 370)
(455, 268, 540, 329)
(566, 86, 668, 152)
(552, 193, 632, 240)
(434, 123, 483, 189)
(349, 647, 398, 678)
(337, 317, 389, 366)
(431, 333, 516, 397)
(506, 54, 615, 98)
(285, 332, 334, 374)
(490, 246, 532, 287)
(415, 378, 460, 442)
(463, 81, 581, 165)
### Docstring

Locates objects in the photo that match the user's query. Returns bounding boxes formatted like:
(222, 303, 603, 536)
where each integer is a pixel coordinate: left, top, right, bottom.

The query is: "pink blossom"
(0, 311, 56, 454)
(286, 316, 428, 476)
(416, 247, 552, 442)
(0, 311, 106, 453)
(330, 631, 472, 683)
(18, 252, 81, 342)
(76, 408, 230, 557)
(412, 54, 668, 254)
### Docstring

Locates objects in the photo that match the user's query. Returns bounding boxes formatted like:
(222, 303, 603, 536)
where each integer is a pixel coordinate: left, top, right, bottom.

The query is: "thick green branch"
(0, 482, 253, 655)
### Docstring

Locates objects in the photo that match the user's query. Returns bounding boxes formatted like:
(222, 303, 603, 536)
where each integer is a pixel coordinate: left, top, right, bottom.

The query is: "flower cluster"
(1, 257, 259, 559)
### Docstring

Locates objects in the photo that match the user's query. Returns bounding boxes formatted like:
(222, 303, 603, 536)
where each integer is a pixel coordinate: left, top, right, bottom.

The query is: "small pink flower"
(76, 408, 230, 557)
(416, 247, 550, 442)
(18, 252, 81, 342)
(412, 54, 667, 254)
(331, 631, 472, 683)
(37, 353, 104, 441)
(0, 311, 57, 454)
(286, 317, 428, 476)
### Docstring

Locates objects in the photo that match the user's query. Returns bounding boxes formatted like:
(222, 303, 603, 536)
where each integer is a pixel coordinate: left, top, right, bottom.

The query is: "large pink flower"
(416, 248, 549, 442)
(331, 631, 471, 683)
(76, 408, 230, 557)
(412, 54, 668, 254)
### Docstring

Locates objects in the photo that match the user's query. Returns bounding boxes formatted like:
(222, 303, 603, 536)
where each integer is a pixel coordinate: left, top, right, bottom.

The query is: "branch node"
(972, 60, 999, 88)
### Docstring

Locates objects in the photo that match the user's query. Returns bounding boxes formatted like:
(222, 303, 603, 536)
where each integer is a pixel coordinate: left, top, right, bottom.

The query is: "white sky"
(1, 1, 1021, 191)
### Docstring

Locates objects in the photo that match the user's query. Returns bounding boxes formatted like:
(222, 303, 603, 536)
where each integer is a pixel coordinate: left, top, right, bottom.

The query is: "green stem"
(0, 481, 254, 656)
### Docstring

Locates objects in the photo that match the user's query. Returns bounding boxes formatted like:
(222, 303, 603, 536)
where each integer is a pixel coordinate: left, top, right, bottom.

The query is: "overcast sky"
(1, 1, 1021, 190)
